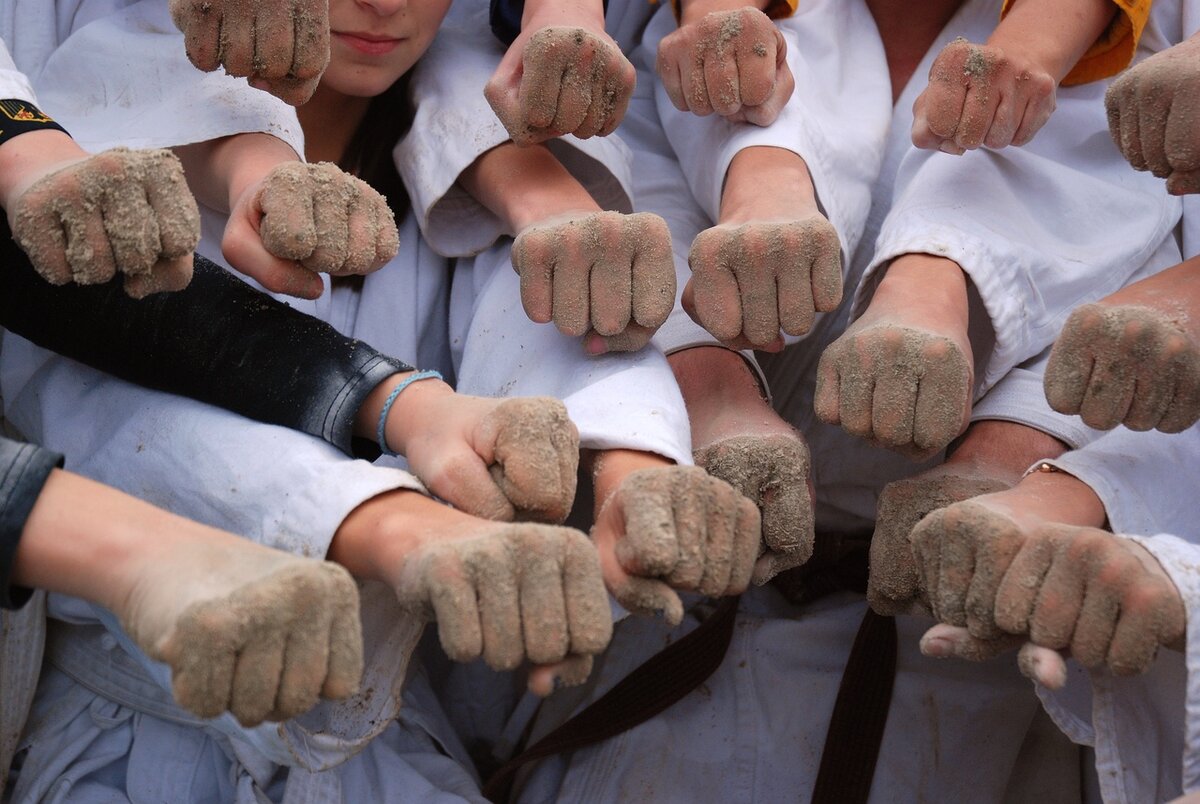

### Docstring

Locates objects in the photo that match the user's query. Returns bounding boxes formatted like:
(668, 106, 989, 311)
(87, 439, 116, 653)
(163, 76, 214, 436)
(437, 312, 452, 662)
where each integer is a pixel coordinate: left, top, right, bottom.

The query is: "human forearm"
(458, 142, 600, 234)
(0, 128, 85, 213)
(719, 146, 818, 224)
(990, 0, 1117, 83)
(173, 132, 299, 213)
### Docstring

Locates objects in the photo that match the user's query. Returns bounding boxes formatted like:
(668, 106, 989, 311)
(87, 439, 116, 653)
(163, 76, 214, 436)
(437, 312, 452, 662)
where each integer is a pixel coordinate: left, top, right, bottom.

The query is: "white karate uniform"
(0, 5, 484, 801)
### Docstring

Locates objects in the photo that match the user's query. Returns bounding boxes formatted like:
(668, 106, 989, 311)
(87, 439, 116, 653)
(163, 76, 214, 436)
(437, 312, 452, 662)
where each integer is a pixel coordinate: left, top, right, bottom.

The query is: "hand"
(912, 38, 1056, 154)
(1106, 34, 1200, 194)
(511, 210, 676, 352)
(1045, 303, 1200, 433)
(168, 0, 330, 105)
(592, 465, 760, 625)
(9, 146, 200, 299)
(867, 470, 1010, 616)
(392, 389, 581, 524)
(122, 549, 363, 727)
(684, 216, 841, 349)
(694, 433, 813, 584)
(657, 7, 793, 126)
(912, 505, 1186, 676)
(919, 624, 1069, 689)
(394, 523, 613, 675)
(222, 162, 399, 299)
(486, 26, 635, 146)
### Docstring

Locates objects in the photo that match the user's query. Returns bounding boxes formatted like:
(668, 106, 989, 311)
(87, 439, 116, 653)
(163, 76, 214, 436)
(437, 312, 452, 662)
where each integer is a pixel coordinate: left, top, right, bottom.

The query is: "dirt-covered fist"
(694, 433, 814, 584)
(124, 554, 363, 728)
(250, 161, 398, 278)
(593, 466, 761, 626)
(912, 38, 1057, 154)
(815, 323, 973, 459)
(1106, 34, 1200, 194)
(512, 211, 675, 352)
(658, 8, 793, 126)
(685, 217, 841, 349)
(867, 472, 1010, 616)
(169, 0, 330, 105)
(1044, 303, 1200, 433)
(394, 524, 612, 672)
(486, 26, 635, 146)
(10, 147, 199, 299)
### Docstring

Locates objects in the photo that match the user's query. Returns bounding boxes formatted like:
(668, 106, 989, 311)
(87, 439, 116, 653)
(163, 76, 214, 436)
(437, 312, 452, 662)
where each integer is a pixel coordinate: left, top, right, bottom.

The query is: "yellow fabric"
(999, 0, 1152, 85)
(666, 0, 799, 23)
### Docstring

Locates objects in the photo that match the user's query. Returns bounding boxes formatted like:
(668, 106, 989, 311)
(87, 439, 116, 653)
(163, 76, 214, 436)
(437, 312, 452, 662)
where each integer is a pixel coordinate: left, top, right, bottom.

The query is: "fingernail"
(583, 334, 606, 356)
(920, 636, 952, 658)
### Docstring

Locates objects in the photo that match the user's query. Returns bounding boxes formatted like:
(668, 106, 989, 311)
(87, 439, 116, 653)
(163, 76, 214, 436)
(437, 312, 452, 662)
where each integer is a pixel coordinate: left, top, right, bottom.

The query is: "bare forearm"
(458, 142, 599, 233)
(991, 0, 1117, 82)
(720, 146, 818, 224)
(173, 132, 298, 213)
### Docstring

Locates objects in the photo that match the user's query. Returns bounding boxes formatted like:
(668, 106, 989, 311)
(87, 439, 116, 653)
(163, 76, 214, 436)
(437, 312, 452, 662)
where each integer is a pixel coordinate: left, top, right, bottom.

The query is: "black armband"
(0, 100, 68, 147)
(0, 437, 63, 610)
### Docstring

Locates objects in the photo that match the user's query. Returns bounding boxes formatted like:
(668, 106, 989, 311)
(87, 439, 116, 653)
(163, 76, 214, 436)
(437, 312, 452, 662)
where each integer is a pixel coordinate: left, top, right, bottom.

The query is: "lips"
(334, 31, 403, 56)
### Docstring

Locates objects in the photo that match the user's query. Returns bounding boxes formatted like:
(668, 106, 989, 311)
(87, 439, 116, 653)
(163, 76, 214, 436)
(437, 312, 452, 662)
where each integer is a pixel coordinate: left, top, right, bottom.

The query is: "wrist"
(719, 147, 816, 225)
(328, 489, 426, 586)
(375, 371, 454, 456)
(0, 129, 86, 212)
(521, 0, 606, 32)
(875, 254, 968, 312)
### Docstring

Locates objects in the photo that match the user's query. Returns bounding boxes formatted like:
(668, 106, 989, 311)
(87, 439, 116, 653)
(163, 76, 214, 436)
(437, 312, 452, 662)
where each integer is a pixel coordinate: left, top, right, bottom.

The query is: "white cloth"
(0, 39, 36, 104)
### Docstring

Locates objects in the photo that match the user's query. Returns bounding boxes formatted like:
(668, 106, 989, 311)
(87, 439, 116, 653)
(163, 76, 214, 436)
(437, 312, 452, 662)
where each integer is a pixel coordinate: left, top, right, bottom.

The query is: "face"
(322, 0, 454, 99)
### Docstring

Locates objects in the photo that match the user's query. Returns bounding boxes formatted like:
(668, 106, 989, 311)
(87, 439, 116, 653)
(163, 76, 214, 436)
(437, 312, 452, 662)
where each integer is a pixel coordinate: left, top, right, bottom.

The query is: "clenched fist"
(10, 147, 200, 299)
(512, 210, 676, 352)
(1106, 34, 1200, 194)
(169, 0, 330, 105)
(657, 7, 793, 126)
(912, 38, 1057, 154)
(592, 466, 761, 626)
(1045, 303, 1200, 433)
(394, 524, 613, 674)
(223, 161, 399, 298)
(486, 26, 636, 146)
(685, 217, 841, 349)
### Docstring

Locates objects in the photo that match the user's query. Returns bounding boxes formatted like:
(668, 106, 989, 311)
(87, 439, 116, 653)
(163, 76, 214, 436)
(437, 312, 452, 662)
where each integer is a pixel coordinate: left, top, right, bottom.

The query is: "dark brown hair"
(338, 72, 414, 222)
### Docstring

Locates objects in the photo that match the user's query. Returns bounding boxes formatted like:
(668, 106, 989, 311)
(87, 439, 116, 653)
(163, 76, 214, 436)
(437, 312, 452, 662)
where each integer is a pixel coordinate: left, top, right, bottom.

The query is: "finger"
(551, 46, 597, 135)
(290, 1, 331, 83)
(610, 573, 685, 627)
(563, 531, 613, 655)
(809, 223, 843, 313)
(1166, 168, 1200, 196)
(1028, 549, 1087, 651)
(911, 92, 945, 150)
(1012, 87, 1056, 147)
(518, 539, 571, 664)
(443, 450, 517, 522)
(304, 187, 352, 273)
(1107, 601, 1161, 676)
(688, 230, 744, 342)
(322, 566, 364, 699)
(740, 49, 792, 126)
(11, 201, 71, 285)
(924, 55, 969, 141)
(585, 322, 657, 354)
(1044, 315, 1097, 415)
(222, 213, 324, 299)
(588, 234, 633, 337)
(775, 234, 816, 337)
(597, 57, 635, 137)
(63, 203, 118, 285)
(170, 644, 237, 721)
(728, 495, 761, 594)
(687, 48, 715, 116)
(102, 180, 160, 277)
(813, 347, 843, 426)
(258, 172, 318, 261)
(933, 517, 976, 626)
(963, 520, 1023, 640)
(551, 236, 591, 338)
(1159, 354, 1200, 432)
(1118, 85, 1148, 171)
(1104, 78, 1128, 153)
(1165, 88, 1200, 175)
(1016, 642, 1069, 690)
(733, 227, 781, 347)
(919, 623, 1023, 662)
(427, 556, 484, 663)
(629, 214, 675, 329)
(136, 151, 200, 259)
(995, 537, 1056, 634)
(527, 653, 595, 696)
(911, 337, 971, 454)
(521, 32, 571, 130)
(955, 79, 999, 150)
(267, 630, 328, 724)
(983, 87, 1020, 149)
(871, 337, 917, 449)
(220, 3, 257, 77)
(513, 230, 556, 324)
(123, 256, 194, 299)
(614, 473, 680, 576)
(1069, 570, 1121, 668)
(835, 338, 876, 439)
(1123, 325, 1178, 430)
(734, 26, 776, 108)
(481, 398, 578, 523)
(657, 41, 690, 112)
(338, 194, 378, 276)
(663, 472, 710, 590)
(1078, 346, 1137, 431)
(469, 543, 524, 671)
(705, 38, 742, 117)
(254, 7, 296, 80)
(1137, 81, 1172, 178)
(175, 0, 223, 71)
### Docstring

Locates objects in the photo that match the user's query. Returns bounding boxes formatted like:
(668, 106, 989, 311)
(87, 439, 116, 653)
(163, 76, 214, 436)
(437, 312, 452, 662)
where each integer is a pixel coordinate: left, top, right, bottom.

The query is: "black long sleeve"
(0, 220, 412, 456)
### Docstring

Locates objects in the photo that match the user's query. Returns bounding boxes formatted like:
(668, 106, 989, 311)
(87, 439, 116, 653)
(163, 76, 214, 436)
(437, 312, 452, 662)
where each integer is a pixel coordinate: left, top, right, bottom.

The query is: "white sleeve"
(395, 0, 632, 258)
(864, 75, 1182, 395)
(0, 39, 37, 105)
(29, 1, 304, 156)
(647, 0, 892, 260)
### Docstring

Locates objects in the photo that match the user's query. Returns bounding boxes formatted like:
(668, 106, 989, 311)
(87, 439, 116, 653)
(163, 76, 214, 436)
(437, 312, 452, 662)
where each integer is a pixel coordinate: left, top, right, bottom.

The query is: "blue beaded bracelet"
(377, 370, 443, 456)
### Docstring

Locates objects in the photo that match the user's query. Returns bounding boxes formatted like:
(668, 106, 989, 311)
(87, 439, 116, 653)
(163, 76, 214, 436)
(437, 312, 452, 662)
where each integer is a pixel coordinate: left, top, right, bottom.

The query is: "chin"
(323, 69, 404, 100)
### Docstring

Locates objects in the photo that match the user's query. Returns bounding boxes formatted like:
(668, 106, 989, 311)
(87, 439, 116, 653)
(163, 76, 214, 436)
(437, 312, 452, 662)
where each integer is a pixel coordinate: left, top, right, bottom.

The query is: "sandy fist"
(394, 524, 612, 673)
(123, 552, 363, 728)
(593, 466, 761, 626)
(1044, 303, 1200, 433)
(867, 471, 1010, 616)
(912, 503, 1185, 677)
(694, 433, 813, 584)
(913, 38, 1056, 154)
(512, 211, 675, 351)
(487, 26, 635, 145)
(11, 147, 199, 299)
(686, 217, 841, 349)
(256, 162, 399, 276)
(815, 323, 973, 459)
(169, 0, 330, 105)
(658, 8, 793, 126)
(1106, 34, 1200, 194)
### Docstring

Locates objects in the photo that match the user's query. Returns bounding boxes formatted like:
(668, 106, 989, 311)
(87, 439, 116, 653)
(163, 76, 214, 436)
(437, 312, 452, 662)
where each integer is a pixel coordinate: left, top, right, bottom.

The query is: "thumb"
(609, 573, 685, 628)
(222, 203, 324, 299)
(485, 45, 532, 142)
(1017, 642, 1070, 690)
(919, 623, 1023, 662)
